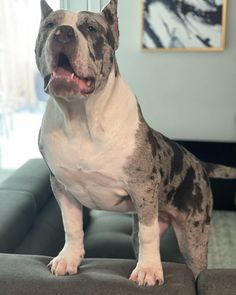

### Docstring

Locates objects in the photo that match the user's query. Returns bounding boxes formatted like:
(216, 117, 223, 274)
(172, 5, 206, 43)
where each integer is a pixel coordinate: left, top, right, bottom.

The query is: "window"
(0, 0, 60, 182)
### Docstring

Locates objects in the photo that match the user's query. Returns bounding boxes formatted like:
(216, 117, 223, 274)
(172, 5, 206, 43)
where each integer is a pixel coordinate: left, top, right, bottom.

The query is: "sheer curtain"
(0, 0, 59, 172)
(0, 0, 40, 114)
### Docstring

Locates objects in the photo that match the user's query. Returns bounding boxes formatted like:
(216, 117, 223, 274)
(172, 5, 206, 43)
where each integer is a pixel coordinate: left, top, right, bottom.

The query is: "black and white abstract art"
(142, 0, 227, 51)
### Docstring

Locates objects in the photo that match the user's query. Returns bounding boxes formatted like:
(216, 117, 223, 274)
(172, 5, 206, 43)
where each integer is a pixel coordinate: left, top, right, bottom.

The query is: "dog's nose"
(54, 25, 75, 43)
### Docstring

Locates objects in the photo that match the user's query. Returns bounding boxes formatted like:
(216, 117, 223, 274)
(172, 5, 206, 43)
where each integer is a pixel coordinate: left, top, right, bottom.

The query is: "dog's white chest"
(40, 76, 139, 211)
(42, 120, 137, 212)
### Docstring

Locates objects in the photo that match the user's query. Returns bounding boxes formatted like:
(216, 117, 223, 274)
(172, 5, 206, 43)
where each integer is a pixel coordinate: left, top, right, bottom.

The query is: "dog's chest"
(42, 128, 136, 211)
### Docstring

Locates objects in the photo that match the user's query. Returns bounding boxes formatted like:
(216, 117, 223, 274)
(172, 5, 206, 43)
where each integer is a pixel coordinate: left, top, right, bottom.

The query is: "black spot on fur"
(205, 204, 211, 225)
(77, 20, 106, 60)
(166, 189, 175, 202)
(202, 169, 210, 186)
(167, 149, 172, 156)
(162, 136, 183, 180)
(152, 166, 157, 174)
(170, 146, 184, 179)
(171, 167, 203, 213)
(110, 55, 113, 64)
(146, 188, 152, 193)
(159, 169, 164, 178)
(106, 29, 115, 49)
(93, 36, 104, 60)
(164, 177, 169, 186)
(194, 185, 204, 212)
(194, 221, 200, 227)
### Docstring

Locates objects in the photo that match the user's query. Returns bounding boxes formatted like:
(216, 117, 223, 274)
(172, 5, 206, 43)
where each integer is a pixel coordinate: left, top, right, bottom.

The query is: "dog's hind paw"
(129, 263, 164, 286)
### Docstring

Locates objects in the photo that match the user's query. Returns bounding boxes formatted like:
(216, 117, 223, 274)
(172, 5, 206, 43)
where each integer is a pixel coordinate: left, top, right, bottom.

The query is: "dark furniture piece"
(0, 157, 235, 294)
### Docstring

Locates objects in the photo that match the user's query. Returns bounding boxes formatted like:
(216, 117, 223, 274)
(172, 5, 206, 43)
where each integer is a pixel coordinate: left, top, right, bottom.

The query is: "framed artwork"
(141, 0, 227, 51)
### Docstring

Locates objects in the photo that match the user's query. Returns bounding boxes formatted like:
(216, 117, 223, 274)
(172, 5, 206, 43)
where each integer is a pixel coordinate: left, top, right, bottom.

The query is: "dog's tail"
(202, 162, 236, 179)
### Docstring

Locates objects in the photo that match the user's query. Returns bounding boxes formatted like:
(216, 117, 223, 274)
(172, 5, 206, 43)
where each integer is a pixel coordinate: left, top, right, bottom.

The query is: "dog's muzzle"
(44, 25, 95, 97)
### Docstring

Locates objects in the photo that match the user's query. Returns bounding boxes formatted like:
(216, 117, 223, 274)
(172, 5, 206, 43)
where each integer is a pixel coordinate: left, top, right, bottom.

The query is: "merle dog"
(35, 0, 236, 286)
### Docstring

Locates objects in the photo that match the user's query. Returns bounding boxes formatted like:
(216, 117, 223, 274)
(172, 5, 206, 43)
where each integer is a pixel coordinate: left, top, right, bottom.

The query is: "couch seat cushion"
(0, 254, 196, 295)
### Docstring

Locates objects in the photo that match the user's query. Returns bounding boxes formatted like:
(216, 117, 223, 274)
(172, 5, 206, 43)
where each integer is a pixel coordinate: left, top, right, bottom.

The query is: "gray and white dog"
(36, 0, 236, 286)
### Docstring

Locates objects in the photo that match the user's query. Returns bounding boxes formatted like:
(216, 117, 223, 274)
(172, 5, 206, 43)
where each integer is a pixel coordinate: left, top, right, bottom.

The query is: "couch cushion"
(0, 254, 196, 295)
(84, 210, 135, 259)
(160, 226, 184, 264)
(84, 210, 185, 264)
(0, 159, 52, 211)
(197, 269, 236, 295)
(14, 198, 64, 256)
(0, 190, 36, 252)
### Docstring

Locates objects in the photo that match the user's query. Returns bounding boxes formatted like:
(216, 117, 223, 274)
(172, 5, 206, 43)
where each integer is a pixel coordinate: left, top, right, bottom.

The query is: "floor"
(208, 210, 236, 268)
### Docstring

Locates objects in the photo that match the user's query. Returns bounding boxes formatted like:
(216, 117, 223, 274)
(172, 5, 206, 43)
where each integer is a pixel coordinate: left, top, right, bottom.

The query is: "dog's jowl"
(36, 0, 236, 286)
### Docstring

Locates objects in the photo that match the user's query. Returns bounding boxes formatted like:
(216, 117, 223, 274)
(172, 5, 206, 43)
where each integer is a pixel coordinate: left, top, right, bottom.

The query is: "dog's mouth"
(44, 53, 95, 96)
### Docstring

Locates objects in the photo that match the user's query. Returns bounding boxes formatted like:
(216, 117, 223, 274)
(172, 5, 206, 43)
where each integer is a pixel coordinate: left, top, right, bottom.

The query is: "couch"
(0, 158, 235, 295)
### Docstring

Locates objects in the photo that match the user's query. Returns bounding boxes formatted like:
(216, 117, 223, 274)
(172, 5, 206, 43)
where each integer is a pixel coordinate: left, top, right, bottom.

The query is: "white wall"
(67, 0, 236, 142)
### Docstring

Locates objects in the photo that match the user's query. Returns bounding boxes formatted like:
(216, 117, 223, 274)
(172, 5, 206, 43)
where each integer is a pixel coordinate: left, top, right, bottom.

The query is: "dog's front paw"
(129, 263, 164, 286)
(48, 249, 84, 276)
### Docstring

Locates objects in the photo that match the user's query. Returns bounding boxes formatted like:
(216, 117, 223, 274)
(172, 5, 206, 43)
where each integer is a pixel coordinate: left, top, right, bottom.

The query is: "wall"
(67, 0, 236, 142)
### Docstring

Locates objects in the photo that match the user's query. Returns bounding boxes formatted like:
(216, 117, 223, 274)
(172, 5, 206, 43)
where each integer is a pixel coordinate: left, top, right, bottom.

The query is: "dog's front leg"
(48, 175, 85, 276)
(129, 189, 164, 286)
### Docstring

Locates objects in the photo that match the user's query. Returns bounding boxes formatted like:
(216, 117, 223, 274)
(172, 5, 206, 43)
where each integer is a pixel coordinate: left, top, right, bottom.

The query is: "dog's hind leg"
(172, 192, 212, 278)
(172, 219, 210, 278)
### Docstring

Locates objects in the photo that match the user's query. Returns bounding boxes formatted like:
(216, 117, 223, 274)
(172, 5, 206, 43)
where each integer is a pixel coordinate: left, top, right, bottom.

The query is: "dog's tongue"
(54, 67, 73, 77)
(51, 67, 94, 94)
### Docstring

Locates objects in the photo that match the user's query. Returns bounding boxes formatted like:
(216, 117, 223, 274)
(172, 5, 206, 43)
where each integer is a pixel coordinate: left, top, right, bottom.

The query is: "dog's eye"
(45, 22, 55, 29)
(87, 25, 97, 33)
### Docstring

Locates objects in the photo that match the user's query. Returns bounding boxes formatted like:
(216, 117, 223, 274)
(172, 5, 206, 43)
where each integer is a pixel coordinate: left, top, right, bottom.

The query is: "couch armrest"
(0, 190, 36, 252)
(197, 269, 236, 295)
(0, 159, 52, 211)
(0, 254, 196, 295)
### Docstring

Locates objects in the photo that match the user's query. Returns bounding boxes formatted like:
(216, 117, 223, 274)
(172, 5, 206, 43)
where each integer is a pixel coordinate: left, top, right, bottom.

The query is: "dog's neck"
(50, 63, 138, 142)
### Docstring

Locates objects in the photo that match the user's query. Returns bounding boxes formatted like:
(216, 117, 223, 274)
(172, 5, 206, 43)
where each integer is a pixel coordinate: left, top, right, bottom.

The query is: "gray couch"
(0, 159, 235, 294)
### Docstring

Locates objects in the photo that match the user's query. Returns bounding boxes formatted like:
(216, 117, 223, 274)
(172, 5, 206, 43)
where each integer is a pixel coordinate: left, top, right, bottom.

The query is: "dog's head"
(35, 0, 119, 101)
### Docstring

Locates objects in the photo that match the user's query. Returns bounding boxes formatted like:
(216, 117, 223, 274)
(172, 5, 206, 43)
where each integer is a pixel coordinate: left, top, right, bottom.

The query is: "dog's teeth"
(44, 76, 53, 92)
(71, 73, 74, 79)
(44, 83, 49, 92)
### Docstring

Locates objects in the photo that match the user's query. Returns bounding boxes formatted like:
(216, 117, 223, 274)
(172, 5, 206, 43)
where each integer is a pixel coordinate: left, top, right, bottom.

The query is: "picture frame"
(141, 0, 227, 52)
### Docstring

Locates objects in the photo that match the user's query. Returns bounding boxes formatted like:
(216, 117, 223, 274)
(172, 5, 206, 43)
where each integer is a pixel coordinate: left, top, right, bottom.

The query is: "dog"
(35, 0, 236, 286)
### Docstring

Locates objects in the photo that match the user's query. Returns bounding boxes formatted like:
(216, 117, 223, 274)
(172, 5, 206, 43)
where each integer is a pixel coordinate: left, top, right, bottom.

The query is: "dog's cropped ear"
(40, 0, 53, 20)
(102, 0, 119, 50)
